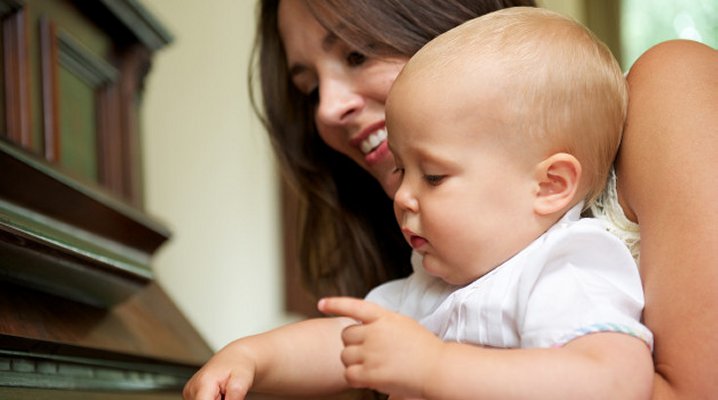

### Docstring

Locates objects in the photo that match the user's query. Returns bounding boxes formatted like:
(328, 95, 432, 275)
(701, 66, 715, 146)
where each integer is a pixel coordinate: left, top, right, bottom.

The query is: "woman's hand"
(319, 297, 444, 399)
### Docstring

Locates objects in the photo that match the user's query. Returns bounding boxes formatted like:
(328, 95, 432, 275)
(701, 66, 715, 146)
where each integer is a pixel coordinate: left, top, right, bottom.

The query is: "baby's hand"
(182, 340, 256, 400)
(318, 297, 444, 399)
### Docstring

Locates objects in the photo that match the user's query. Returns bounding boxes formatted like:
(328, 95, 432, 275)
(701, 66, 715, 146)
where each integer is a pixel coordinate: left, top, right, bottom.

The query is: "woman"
(252, 0, 539, 301)
(186, 0, 718, 398)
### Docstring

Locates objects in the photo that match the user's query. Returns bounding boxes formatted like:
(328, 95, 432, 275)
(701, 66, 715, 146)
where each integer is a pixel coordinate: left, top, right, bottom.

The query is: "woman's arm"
(616, 39, 718, 399)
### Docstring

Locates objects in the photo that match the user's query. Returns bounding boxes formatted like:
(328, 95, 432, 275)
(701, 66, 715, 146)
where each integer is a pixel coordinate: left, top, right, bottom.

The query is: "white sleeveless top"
(588, 168, 641, 263)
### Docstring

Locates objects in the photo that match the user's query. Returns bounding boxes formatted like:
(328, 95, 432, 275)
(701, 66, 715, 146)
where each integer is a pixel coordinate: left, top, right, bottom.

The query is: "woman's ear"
(533, 153, 581, 216)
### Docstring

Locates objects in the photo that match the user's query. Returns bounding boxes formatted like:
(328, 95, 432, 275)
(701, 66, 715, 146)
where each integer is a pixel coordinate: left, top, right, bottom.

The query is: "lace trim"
(552, 322, 653, 350)
(589, 168, 641, 263)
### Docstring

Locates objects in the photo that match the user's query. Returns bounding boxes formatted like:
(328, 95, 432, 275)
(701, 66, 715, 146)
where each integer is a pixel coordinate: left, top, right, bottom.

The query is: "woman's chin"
(379, 170, 402, 198)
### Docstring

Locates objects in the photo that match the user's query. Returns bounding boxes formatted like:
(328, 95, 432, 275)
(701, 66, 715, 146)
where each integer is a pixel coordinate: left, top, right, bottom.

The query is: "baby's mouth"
(409, 234, 428, 250)
(360, 128, 387, 155)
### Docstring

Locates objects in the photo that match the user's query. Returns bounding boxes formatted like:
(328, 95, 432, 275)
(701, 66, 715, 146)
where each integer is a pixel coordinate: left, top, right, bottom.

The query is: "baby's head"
(388, 7, 626, 207)
(386, 7, 627, 284)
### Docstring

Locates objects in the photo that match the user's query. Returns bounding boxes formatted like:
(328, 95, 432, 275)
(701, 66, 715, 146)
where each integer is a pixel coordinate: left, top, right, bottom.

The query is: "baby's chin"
(422, 256, 484, 286)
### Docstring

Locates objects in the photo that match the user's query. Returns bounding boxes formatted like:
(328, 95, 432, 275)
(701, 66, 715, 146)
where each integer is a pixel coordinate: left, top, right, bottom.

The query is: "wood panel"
(0, 282, 209, 366)
(2, 5, 32, 148)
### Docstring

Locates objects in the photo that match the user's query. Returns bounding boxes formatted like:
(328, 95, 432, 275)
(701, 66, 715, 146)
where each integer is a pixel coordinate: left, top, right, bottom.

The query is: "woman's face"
(278, 0, 408, 196)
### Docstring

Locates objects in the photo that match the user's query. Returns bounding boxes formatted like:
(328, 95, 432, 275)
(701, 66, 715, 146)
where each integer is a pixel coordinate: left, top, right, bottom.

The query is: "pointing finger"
(318, 297, 385, 324)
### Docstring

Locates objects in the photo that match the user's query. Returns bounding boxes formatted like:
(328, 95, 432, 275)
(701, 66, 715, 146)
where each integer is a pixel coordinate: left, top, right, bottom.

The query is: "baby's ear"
(533, 153, 581, 216)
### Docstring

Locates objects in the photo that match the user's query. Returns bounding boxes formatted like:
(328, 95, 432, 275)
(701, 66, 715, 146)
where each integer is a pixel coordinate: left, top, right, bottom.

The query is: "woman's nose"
(315, 78, 364, 126)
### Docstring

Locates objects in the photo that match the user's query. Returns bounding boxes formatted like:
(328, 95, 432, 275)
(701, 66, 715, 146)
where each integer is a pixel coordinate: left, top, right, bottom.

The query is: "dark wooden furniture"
(0, 0, 212, 398)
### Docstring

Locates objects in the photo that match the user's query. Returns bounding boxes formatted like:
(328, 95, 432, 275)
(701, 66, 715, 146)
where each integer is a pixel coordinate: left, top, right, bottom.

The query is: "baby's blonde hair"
(402, 7, 627, 204)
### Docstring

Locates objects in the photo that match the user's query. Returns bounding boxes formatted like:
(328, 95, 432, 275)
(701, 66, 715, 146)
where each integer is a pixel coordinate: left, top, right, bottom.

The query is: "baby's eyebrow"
(418, 148, 460, 169)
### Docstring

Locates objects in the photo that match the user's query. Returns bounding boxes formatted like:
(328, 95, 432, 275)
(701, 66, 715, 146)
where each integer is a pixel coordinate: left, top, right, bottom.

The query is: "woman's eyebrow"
(322, 32, 338, 51)
(288, 33, 339, 78)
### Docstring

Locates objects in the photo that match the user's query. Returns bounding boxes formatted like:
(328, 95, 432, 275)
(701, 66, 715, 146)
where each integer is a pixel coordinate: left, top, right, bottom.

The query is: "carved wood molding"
(56, 30, 118, 87)
(0, 335, 194, 392)
(0, 140, 170, 306)
(95, 0, 173, 51)
(0, 353, 189, 391)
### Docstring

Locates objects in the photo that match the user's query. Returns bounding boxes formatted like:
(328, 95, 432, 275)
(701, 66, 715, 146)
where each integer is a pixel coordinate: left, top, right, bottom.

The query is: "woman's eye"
(346, 51, 367, 66)
(393, 167, 405, 175)
(307, 87, 319, 104)
(424, 175, 446, 185)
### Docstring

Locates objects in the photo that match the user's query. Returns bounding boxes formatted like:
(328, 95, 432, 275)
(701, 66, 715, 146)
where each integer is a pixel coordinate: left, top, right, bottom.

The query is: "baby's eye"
(424, 175, 446, 186)
(346, 51, 367, 67)
(393, 167, 405, 176)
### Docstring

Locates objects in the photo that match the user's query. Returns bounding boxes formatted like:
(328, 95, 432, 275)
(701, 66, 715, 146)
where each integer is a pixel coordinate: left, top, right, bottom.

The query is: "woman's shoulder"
(617, 39, 717, 220)
(633, 38, 716, 60)
(627, 39, 718, 91)
(620, 39, 717, 158)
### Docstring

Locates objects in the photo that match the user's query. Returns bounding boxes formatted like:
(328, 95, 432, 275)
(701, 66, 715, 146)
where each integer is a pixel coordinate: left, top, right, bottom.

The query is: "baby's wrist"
(418, 340, 449, 399)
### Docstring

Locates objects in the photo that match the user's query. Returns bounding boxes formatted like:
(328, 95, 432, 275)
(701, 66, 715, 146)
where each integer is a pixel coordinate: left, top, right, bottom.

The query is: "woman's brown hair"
(250, 0, 536, 300)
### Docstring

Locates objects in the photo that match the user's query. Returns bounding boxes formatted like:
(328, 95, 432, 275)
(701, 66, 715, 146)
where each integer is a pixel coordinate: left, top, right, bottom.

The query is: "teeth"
(360, 128, 387, 155)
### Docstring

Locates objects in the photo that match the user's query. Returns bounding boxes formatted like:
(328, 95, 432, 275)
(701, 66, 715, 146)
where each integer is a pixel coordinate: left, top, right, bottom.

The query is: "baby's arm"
(321, 297, 653, 400)
(183, 316, 355, 400)
(431, 331, 652, 400)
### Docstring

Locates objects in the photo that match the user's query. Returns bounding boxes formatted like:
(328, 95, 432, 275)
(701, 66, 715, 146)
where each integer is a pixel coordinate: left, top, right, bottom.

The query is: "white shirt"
(366, 205, 653, 349)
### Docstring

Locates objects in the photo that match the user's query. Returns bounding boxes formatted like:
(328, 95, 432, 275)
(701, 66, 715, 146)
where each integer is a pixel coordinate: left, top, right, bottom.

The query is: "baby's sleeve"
(517, 223, 653, 350)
